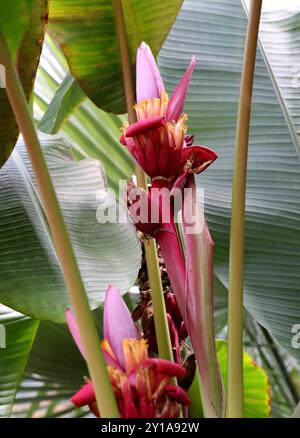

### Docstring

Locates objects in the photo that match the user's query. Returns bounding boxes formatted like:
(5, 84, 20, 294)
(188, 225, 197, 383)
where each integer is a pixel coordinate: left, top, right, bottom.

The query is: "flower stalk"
(227, 0, 262, 418)
(124, 38, 224, 416)
(113, 0, 174, 363)
(0, 32, 119, 418)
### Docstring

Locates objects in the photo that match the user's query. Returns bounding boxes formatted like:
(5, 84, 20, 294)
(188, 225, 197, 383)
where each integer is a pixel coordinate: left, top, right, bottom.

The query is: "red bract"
(126, 178, 179, 237)
(66, 285, 190, 418)
(127, 178, 186, 316)
(120, 42, 217, 185)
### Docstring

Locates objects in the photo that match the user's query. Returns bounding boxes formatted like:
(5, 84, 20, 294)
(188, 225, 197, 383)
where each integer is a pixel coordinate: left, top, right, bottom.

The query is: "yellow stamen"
(160, 90, 169, 116)
(123, 338, 149, 375)
(167, 114, 188, 149)
(101, 339, 118, 362)
(130, 92, 188, 152)
(134, 91, 169, 120)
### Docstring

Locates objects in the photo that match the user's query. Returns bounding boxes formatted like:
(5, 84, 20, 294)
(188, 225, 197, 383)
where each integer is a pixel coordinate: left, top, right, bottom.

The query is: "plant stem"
(113, 0, 174, 362)
(0, 33, 119, 418)
(144, 239, 174, 360)
(227, 0, 262, 418)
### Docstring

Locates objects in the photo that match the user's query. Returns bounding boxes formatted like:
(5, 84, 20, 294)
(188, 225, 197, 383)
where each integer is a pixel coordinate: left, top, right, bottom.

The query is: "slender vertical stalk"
(227, 0, 262, 418)
(0, 33, 119, 418)
(113, 0, 174, 362)
(143, 239, 174, 360)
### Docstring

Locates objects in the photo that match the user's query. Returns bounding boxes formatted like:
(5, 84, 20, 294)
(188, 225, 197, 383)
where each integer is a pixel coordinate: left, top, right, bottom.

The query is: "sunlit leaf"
(217, 340, 271, 418)
(48, 0, 183, 113)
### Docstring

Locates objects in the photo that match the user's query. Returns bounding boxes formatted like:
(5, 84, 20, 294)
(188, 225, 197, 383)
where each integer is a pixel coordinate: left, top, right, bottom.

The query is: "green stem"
(0, 33, 119, 418)
(227, 0, 262, 418)
(144, 238, 174, 361)
(113, 0, 174, 363)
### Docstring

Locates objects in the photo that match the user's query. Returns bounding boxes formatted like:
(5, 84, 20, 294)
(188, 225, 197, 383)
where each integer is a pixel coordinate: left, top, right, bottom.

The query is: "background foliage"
(0, 0, 299, 418)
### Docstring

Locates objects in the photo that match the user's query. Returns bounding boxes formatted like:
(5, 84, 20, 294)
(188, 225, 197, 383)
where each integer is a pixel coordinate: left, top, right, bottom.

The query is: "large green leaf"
(0, 306, 38, 417)
(258, 1, 300, 146)
(212, 286, 298, 418)
(47, 0, 183, 113)
(34, 36, 134, 193)
(0, 1, 35, 57)
(0, 0, 48, 167)
(158, 0, 300, 360)
(0, 136, 141, 322)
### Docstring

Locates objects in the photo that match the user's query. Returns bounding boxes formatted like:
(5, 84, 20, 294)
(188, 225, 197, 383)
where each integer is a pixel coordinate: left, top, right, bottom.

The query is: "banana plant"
(0, 0, 299, 419)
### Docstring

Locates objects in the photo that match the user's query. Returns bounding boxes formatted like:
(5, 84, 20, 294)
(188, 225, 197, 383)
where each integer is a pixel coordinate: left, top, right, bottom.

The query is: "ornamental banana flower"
(120, 42, 217, 185)
(66, 285, 190, 418)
